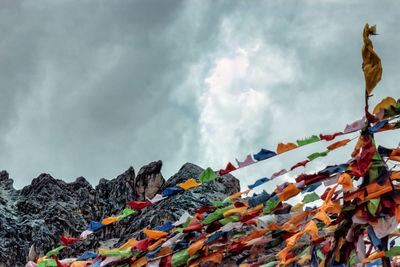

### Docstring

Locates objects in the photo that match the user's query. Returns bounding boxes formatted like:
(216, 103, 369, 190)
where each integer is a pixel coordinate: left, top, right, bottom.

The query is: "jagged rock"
(134, 160, 164, 201)
(0, 161, 241, 266)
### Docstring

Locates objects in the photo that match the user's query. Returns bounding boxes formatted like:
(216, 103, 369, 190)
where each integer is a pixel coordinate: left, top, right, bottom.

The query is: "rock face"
(0, 161, 240, 266)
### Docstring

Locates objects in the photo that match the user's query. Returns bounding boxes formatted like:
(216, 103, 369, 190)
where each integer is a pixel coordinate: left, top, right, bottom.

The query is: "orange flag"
(176, 178, 202, 190)
(71, 262, 92, 267)
(148, 238, 166, 251)
(338, 173, 354, 191)
(366, 179, 392, 199)
(277, 183, 300, 201)
(362, 251, 386, 264)
(313, 210, 331, 225)
(395, 204, 400, 223)
(143, 229, 168, 240)
(276, 247, 291, 264)
(229, 189, 252, 200)
(343, 189, 365, 202)
(131, 256, 147, 267)
(201, 251, 224, 264)
(119, 238, 137, 250)
(187, 238, 207, 256)
(352, 136, 366, 157)
(327, 139, 351, 151)
(303, 220, 318, 239)
(389, 148, 400, 162)
(391, 171, 400, 180)
(268, 222, 281, 231)
(102, 217, 118, 225)
(223, 206, 247, 218)
(277, 142, 298, 154)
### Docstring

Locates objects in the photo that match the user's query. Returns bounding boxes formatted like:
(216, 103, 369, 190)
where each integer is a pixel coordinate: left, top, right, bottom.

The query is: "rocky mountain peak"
(134, 160, 164, 201)
(0, 170, 14, 191)
(0, 161, 240, 266)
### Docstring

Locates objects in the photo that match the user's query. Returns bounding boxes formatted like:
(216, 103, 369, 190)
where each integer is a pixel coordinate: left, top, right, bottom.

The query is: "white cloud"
(198, 44, 299, 184)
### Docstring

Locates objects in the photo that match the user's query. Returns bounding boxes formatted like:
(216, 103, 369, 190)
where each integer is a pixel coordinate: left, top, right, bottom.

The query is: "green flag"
(263, 198, 281, 214)
(212, 197, 230, 207)
(172, 249, 190, 267)
(219, 215, 241, 225)
(368, 198, 380, 216)
(198, 167, 219, 183)
(385, 246, 400, 257)
(38, 259, 58, 267)
(303, 192, 320, 203)
(46, 245, 66, 257)
(296, 135, 320, 147)
(117, 208, 136, 220)
(307, 150, 329, 161)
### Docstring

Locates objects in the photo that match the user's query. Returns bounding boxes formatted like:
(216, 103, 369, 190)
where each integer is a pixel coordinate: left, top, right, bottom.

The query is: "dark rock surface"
(0, 161, 240, 266)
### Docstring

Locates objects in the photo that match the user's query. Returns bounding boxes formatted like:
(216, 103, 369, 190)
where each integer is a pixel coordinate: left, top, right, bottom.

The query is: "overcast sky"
(1, 1, 399, 190)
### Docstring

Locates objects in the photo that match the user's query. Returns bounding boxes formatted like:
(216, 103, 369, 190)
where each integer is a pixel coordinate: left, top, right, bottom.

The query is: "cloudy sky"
(1, 1, 399, 190)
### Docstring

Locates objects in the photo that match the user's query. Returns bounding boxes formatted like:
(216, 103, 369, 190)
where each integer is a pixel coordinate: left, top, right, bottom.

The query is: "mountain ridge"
(0, 161, 240, 266)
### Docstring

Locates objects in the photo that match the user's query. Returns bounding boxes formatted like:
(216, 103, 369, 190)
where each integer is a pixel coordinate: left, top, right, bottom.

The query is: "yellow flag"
(373, 96, 396, 114)
(362, 24, 382, 96)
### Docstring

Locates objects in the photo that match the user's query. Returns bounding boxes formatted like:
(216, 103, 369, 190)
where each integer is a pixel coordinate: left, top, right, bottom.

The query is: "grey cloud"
(0, 0, 399, 191)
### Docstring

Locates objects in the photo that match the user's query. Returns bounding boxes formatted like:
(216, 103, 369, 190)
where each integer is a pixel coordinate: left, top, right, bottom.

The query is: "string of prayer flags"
(34, 24, 400, 267)
(253, 148, 276, 161)
(57, 136, 400, 266)
(296, 135, 320, 147)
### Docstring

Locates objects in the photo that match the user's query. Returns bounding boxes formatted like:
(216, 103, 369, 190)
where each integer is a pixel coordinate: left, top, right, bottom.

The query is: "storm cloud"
(0, 0, 399, 190)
